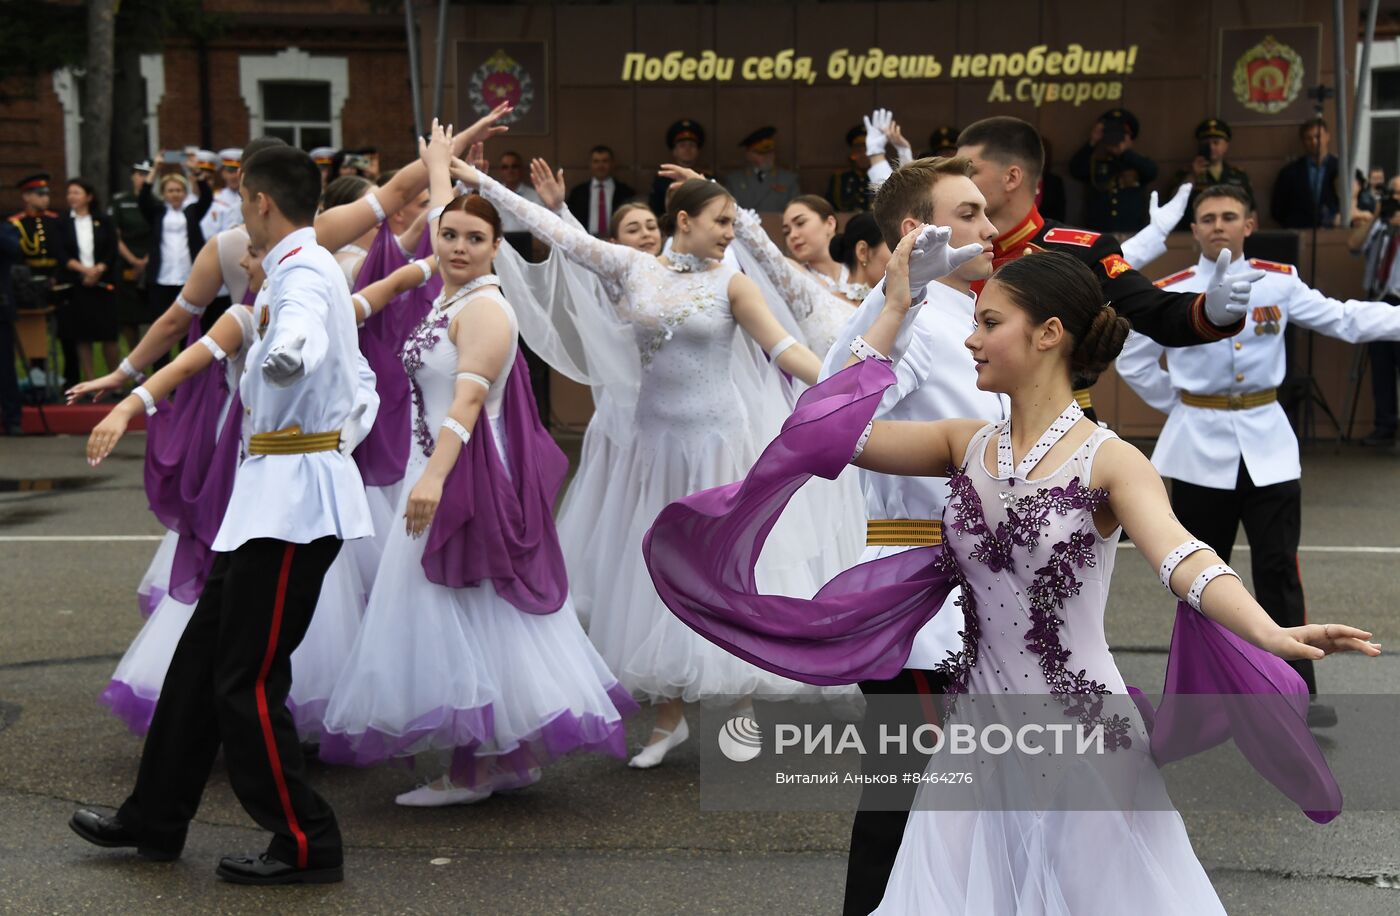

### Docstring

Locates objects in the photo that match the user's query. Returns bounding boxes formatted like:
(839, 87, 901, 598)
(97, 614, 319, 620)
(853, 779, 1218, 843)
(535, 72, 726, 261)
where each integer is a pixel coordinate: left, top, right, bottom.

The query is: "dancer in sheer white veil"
(470, 158, 860, 768)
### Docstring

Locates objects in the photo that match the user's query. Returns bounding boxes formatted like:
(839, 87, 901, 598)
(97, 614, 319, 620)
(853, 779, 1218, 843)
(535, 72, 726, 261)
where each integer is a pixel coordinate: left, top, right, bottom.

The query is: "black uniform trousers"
(842, 667, 948, 916)
(0, 316, 21, 429)
(1170, 462, 1314, 694)
(1369, 295, 1400, 436)
(117, 536, 343, 868)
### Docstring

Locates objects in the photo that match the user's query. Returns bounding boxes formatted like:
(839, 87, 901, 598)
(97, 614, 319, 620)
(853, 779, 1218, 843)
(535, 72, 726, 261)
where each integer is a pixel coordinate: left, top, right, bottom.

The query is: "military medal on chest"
(1251, 305, 1281, 335)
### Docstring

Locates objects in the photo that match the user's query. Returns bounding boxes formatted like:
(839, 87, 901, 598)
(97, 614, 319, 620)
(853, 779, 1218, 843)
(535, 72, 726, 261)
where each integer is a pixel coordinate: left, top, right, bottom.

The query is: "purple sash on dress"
(421, 351, 570, 614)
(142, 321, 242, 604)
(643, 359, 1343, 821)
(352, 228, 439, 486)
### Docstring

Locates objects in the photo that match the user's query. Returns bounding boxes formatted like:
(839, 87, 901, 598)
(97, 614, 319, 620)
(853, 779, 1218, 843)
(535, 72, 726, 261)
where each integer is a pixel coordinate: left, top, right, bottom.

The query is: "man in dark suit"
(566, 145, 635, 238)
(650, 119, 707, 214)
(1272, 116, 1340, 228)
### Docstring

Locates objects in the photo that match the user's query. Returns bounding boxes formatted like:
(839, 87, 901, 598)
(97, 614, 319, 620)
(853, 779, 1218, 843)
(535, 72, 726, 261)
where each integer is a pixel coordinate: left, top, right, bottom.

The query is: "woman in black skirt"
(59, 179, 120, 382)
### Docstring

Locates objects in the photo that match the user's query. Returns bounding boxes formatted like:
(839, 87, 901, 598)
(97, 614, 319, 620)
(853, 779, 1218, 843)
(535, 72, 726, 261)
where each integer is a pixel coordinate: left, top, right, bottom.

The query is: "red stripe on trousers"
(256, 543, 309, 870)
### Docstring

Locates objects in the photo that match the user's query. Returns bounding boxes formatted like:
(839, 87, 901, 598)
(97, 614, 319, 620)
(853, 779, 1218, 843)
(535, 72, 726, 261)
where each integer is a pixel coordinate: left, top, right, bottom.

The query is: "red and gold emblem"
(469, 49, 535, 125)
(1232, 36, 1304, 115)
(1043, 227, 1100, 248)
(1099, 254, 1132, 279)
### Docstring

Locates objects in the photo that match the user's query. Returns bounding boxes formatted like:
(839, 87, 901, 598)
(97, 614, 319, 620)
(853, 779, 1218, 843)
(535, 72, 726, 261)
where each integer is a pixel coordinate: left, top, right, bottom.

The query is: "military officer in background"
(650, 119, 708, 214)
(201, 148, 245, 238)
(112, 160, 156, 351)
(310, 147, 338, 188)
(921, 125, 960, 159)
(1069, 107, 1159, 232)
(8, 173, 67, 390)
(1116, 184, 1400, 728)
(826, 124, 875, 212)
(1166, 118, 1253, 230)
(723, 126, 801, 212)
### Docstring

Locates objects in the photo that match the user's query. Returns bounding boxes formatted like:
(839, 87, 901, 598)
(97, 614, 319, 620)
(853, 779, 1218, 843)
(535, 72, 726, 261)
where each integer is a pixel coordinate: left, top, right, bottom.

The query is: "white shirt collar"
(591, 177, 613, 189)
(1195, 250, 1251, 276)
(262, 226, 317, 276)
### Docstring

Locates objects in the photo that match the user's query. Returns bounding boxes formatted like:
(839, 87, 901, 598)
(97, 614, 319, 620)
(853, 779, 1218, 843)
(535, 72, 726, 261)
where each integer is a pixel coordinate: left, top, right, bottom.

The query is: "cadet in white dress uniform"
(1118, 184, 1400, 706)
(70, 148, 375, 886)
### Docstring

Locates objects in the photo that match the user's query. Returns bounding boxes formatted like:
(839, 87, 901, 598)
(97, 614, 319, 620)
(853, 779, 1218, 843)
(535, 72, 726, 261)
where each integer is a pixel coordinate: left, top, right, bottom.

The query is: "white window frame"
(259, 81, 334, 150)
(1356, 39, 1400, 177)
(239, 48, 348, 148)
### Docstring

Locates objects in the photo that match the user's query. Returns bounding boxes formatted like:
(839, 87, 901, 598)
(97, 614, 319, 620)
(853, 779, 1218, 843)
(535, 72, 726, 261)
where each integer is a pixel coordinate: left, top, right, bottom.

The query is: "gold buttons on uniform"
(1235, 342, 1243, 350)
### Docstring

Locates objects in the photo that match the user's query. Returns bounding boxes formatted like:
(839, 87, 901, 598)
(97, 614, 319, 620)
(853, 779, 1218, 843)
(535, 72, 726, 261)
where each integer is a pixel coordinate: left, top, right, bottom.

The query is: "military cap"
(218, 148, 243, 169)
(309, 147, 338, 167)
(1100, 108, 1140, 139)
(928, 125, 960, 155)
(16, 173, 50, 192)
(196, 149, 219, 172)
(667, 119, 705, 149)
(846, 124, 868, 148)
(738, 126, 778, 152)
(132, 159, 153, 172)
(1195, 118, 1232, 142)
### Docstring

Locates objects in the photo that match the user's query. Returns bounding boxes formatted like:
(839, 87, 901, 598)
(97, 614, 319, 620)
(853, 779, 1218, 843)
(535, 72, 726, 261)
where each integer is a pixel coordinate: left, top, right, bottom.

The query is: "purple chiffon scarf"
(643, 358, 1342, 822)
(352, 227, 439, 486)
(421, 351, 571, 615)
(142, 321, 242, 604)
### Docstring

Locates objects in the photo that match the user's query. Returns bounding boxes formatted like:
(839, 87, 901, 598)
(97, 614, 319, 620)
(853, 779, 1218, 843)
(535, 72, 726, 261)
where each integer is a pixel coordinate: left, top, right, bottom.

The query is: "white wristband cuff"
(132, 386, 158, 416)
(1186, 564, 1239, 611)
(767, 335, 798, 361)
(118, 357, 145, 383)
(365, 191, 387, 225)
(197, 335, 227, 361)
(427, 204, 446, 224)
(352, 294, 373, 323)
(849, 335, 890, 362)
(851, 421, 874, 461)
(456, 371, 491, 390)
(175, 294, 206, 317)
(413, 259, 434, 285)
(441, 417, 471, 445)
(1159, 538, 1212, 592)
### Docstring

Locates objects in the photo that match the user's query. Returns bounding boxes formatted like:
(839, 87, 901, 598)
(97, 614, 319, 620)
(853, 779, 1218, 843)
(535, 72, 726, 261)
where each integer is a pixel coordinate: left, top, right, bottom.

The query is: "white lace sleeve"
(732, 206, 823, 321)
(478, 174, 635, 287)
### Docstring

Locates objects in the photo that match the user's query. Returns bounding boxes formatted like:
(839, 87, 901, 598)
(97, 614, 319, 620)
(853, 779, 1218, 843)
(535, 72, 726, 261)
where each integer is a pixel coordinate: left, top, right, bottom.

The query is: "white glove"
(262, 335, 307, 385)
(1149, 183, 1192, 236)
(908, 225, 989, 299)
(1202, 249, 1264, 326)
(864, 109, 892, 158)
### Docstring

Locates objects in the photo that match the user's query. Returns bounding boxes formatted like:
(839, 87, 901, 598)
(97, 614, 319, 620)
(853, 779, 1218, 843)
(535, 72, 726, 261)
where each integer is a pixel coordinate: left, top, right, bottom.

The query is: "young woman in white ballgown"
(463, 156, 860, 768)
(320, 123, 634, 806)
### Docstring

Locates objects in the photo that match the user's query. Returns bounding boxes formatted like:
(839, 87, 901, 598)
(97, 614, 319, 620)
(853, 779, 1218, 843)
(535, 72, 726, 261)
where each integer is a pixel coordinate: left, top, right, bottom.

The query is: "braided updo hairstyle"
(828, 212, 883, 269)
(988, 250, 1130, 386)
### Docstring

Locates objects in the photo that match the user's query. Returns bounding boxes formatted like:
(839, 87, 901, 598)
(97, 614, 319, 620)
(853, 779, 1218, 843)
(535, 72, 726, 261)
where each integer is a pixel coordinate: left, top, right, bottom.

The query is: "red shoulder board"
(1100, 253, 1133, 279)
(1153, 267, 1196, 288)
(1043, 227, 1101, 247)
(277, 246, 302, 265)
(1248, 258, 1293, 275)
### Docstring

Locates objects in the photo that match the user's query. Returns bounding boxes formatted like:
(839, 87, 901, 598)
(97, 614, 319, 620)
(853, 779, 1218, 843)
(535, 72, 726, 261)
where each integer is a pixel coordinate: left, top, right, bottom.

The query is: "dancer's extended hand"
(1266, 623, 1380, 661)
(908, 225, 988, 299)
(448, 157, 483, 189)
(1203, 248, 1264, 325)
(87, 407, 134, 466)
(883, 224, 925, 313)
(1149, 183, 1191, 236)
(450, 101, 512, 157)
(863, 109, 892, 158)
(530, 158, 566, 210)
(658, 163, 705, 186)
(66, 371, 124, 404)
(262, 335, 306, 385)
(405, 472, 444, 538)
(418, 118, 454, 172)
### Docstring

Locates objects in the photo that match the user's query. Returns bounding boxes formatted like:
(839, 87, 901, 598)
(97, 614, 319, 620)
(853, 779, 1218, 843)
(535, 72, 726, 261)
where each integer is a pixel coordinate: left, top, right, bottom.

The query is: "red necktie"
(1381, 232, 1400, 288)
(596, 183, 608, 236)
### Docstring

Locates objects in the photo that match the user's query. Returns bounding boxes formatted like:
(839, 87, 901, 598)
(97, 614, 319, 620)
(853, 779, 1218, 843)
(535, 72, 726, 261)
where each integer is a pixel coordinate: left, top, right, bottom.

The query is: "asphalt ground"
(1, 432, 1399, 914)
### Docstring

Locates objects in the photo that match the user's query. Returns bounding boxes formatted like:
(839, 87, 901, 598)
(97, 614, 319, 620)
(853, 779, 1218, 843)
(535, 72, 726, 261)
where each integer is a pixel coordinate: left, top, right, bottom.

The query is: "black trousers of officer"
(1170, 462, 1315, 694)
(842, 667, 948, 916)
(0, 315, 21, 429)
(117, 536, 343, 868)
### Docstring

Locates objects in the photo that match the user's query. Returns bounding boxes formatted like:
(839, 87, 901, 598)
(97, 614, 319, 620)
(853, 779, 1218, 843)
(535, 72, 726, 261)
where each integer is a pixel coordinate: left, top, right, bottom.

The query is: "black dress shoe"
(69, 808, 180, 861)
(216, 852, 343, 885)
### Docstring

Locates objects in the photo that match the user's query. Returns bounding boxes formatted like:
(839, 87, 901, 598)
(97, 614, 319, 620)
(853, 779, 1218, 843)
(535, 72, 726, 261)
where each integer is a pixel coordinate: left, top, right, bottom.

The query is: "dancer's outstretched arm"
(1095, 437, 1380, 661)
(351, 257, 438, 324)
(85, 309, 247, 465)
(66, 234, 231, 402)
(728, 271, 823, 384)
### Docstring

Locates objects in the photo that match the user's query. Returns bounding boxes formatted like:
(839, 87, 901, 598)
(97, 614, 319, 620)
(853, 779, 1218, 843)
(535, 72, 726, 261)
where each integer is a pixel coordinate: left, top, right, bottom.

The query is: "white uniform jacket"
(1117, 252, 1400, 489)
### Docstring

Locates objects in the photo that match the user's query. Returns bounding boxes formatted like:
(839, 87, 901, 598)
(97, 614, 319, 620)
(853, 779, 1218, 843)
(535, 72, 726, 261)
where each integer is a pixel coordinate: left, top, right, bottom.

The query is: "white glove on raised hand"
(908, 225, 988, 299)
(864, 109, 893, 158)
(1149, 183, 1192, 236)
(262, 335, 307, 385)
(1202, 248, 1265, 326)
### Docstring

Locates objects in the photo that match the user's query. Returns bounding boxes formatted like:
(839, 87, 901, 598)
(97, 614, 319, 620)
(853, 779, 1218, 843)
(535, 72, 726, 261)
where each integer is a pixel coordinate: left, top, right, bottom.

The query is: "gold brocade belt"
(247, 425, 342, 455)
(1180, 389, 1277, 411)
(1073, 389, 1093, 410)
(867, 519, 943, 547)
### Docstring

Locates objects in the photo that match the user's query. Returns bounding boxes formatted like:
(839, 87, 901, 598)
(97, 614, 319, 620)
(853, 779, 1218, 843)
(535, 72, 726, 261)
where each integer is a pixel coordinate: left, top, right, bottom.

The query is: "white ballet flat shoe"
(628, 717, 689, 769)
(490, 767, 542, 793)
(394, 775, 493, 807)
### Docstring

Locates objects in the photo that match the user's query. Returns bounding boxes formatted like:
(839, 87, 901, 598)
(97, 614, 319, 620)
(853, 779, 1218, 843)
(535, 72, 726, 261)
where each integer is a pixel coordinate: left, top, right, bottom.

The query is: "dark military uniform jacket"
(111, 190, 152, 260)
(826, 168, 873, 212)
(1069, 145, 1159, 233)
(6, 208, 63, 279)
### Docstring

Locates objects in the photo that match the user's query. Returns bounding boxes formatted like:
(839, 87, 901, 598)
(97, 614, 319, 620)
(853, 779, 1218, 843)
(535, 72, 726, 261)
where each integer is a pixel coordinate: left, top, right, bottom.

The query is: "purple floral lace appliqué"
(401, 310, 451, 458)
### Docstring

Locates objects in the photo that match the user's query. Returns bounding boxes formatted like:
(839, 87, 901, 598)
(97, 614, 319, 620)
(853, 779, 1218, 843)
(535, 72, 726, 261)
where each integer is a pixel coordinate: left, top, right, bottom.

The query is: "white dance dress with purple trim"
(643, 359, 1344, 914)
(481, 175, 861, 704)
(101, 303, 368, 740)
(320, 282, 635, 784)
